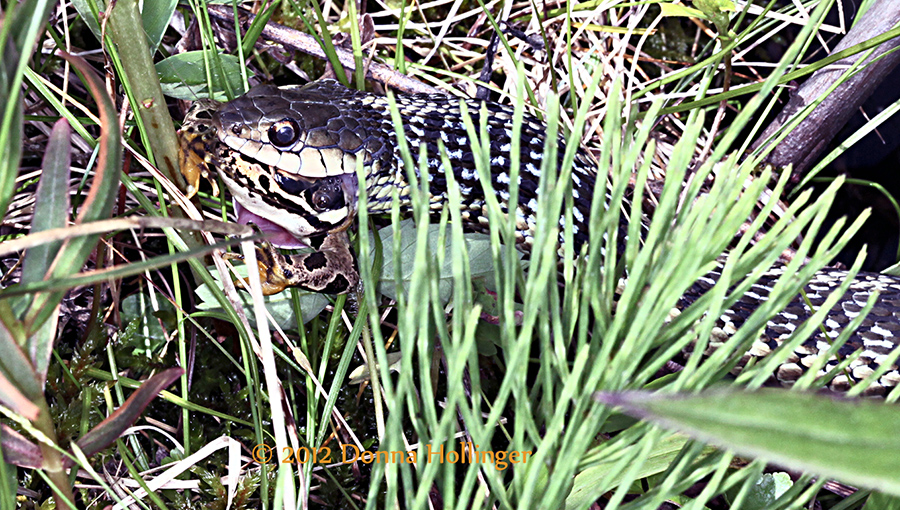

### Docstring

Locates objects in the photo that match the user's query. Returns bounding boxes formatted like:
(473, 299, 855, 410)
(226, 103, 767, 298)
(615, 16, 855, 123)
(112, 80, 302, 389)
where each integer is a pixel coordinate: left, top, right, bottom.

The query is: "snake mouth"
(233, 201, 310, 249)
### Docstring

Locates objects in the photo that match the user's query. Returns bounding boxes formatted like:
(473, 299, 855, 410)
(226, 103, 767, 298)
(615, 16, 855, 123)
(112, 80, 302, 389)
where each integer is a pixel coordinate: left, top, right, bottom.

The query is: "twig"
(206, 5, 445, 96)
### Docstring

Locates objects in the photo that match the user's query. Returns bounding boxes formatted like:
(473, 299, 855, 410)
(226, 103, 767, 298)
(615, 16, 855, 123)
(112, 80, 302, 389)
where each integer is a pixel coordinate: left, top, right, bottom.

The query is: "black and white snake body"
(178, 79, 900, 396)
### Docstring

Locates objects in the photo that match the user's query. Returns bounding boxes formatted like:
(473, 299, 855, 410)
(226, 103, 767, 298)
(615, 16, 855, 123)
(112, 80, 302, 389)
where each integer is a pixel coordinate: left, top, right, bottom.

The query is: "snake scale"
(178, 79, 900, 396)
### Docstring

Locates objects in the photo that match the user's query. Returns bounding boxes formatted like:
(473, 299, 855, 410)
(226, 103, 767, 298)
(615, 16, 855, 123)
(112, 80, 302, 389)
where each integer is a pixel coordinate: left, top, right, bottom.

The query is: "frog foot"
(225, 230, 359, 295)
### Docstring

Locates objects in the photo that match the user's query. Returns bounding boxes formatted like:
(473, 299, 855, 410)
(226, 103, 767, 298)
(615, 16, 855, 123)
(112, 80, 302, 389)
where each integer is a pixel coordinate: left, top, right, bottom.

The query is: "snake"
(178, 79, 900, 396)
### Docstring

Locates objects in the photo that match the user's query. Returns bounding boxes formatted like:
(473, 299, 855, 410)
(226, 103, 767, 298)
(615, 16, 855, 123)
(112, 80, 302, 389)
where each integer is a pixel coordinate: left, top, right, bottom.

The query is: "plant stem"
(33, 397, 75, 510)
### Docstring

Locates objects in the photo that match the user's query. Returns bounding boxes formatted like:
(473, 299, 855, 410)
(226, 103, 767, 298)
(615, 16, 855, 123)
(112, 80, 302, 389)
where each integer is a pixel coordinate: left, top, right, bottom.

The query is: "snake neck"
(350, 91, 601, 252)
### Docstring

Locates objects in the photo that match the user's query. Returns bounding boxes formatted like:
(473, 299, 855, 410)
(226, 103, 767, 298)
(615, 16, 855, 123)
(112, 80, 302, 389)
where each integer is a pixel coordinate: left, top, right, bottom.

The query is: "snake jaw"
(234, 176, 358, 249)
(233, 202, 310, 249)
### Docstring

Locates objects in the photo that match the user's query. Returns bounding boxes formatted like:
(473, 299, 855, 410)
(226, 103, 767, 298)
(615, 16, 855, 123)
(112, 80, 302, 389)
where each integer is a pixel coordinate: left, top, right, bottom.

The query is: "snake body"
(179, 79, 900, 395)
(184, 81, 598, 250)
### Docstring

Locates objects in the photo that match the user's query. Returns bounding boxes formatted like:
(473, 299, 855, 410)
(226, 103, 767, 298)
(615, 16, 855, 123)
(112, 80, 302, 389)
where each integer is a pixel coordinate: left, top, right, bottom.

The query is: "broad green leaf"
(0, 318, 40, 400)
(195, 265, 330, 328)
(864, 492, 900, 510)
(596, 389, 900, 497)
(17, 119, 72, 377)
(566, 433, 717, 509)
(121, 293, 178, 357)
(70, 0, 174, 52)
(157, 51, 248, 101)
(141, 0, 177, 53)
(694, 0, 735, 11)
(726, 472, 793, 510)
(22, 53, 121, 336)
(21, 119, 70, 286)
(349, 352, 403, 384)
(372, 219, 519, 304)
(690, 0, 735, 36)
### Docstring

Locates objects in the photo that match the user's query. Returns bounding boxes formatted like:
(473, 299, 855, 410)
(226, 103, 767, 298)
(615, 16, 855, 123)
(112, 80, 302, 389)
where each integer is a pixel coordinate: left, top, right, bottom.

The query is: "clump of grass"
(5, 0, 900, 508)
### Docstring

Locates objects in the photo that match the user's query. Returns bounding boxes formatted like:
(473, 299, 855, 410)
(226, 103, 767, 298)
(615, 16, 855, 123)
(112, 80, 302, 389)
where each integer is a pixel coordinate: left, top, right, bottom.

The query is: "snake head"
(201, 83, 381, 244)
(177, 82, 374, 245)
(213, 83, 372, 179)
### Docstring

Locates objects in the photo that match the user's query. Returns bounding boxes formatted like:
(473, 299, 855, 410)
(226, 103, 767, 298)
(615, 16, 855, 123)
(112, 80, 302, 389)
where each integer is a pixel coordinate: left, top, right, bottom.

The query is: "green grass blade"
(598, 389, 900, 498)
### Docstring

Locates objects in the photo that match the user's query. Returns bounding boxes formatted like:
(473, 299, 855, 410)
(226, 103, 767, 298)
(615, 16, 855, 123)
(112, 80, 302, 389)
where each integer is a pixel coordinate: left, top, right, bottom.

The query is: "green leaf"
(726, 472, 792, 510)
(596, 389, 900, 497)
(692, 0, 735, 36)
(22, 53, 121, 336)
(566, 433, 717, 509)
(156, 51, 248, 101)
(16, 119, 72, 377)
(0, 318, 41, 400)
(140, 0, 177, 53)
(1, 0, 55, 220)
(864, 492, 900, 510)
(693, 0, 735, 11)
(70, 0, 175, 52)
(21, 119, 70, 286)
(349, 352, 403, 384)
(372, 219, 519, 304)
(0, 71, 22, 226)
(120, 293, 177, 357)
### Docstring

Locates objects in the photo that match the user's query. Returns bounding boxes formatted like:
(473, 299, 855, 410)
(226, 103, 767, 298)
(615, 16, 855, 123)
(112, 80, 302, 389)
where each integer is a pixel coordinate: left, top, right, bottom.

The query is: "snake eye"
(268, 119, 300, 148)
(311, 185, 344, 212)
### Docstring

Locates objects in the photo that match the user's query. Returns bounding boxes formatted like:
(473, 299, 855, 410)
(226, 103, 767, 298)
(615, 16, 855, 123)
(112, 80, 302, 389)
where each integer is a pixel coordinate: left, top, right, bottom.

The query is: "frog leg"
(227, 230, 359, 295)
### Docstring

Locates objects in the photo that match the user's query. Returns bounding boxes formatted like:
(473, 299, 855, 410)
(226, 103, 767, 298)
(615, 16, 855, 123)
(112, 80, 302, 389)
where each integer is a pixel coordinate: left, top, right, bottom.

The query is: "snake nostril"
(268, 118, 301, 148)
